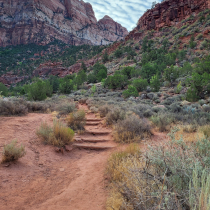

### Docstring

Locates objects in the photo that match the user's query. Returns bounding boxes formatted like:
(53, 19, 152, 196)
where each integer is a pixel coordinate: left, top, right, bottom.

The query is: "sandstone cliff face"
(0, 0, 128, 47)
(127, 0, 210, 40)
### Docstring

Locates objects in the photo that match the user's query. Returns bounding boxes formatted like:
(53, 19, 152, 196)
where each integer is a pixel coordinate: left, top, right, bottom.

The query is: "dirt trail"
(0, 106, 117, 210)
(0, 105, 166, 210)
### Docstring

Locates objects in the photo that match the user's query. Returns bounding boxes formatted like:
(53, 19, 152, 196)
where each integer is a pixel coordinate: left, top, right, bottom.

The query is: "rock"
(125, 0, 209, 41)
(0, 0, 128, 47)
(65, 145, 73, 152)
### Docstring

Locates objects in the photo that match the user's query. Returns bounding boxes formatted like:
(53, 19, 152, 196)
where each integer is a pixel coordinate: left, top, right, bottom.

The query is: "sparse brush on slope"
(36, 120, 74, 147)
(1, 140, 26, 163)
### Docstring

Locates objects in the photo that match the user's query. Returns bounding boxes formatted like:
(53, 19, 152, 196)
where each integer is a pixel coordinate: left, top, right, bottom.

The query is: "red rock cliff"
(127, 0, 210, 39)
(0, 0, 128, 47)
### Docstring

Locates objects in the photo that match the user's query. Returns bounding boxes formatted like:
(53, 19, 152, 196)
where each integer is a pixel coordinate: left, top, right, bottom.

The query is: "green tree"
(114, 49, 123, 58)
(87, 73, 97, 83)
(150, 74, 160, 92)
(0, 82, 8, 96)
(97, 69, 107, 82)
(102, 51, 109, 63)
(163, 65, 180, 85)
(105, 74, 128, 89)
(122, 86, 139, 98)
(81, 62, 87, 72)
(49, 75, 59, 92)
(132, 78, 148, 92)
(26, 79, 53, 101)
(59, 77, 74, 94)
(121, 66, 134, 79)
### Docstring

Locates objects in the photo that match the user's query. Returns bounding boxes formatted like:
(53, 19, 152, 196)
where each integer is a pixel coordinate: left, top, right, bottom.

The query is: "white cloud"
(86, 0, 161, 31)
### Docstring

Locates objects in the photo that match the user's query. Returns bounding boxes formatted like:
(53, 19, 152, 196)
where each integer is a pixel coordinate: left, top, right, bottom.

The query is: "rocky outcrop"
(126, 0, 210, 40)
(0, 0, 128, 47)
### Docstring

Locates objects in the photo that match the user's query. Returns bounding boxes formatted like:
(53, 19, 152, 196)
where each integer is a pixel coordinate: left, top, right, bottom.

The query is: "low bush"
(132, 78, 148, 92)
(122, 85, 138, 98)
(2, 140, 26, 163)
(36, 121, 74, 147)
(151, 112, 174, 131)
(105, 108, 125, 126)
(0, 98, 28, 116)
(66, 110, 86, 131)
(114, 115, 152, 143)
(98, 105, 111, 118)
(58, 102, 76, 115)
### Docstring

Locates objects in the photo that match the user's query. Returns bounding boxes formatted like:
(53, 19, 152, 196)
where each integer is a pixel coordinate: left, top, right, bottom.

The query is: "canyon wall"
(0, 0, 128, 47)
(127, 0, 210, 40)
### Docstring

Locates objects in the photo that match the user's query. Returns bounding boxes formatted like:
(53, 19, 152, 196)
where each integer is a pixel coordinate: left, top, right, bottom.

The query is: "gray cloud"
(86, 0, 161, 31)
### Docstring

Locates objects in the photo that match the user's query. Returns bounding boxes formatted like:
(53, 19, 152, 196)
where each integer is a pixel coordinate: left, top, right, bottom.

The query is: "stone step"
(85, 130, 111, 135)
(81, 138, 110, 143)
(86, 122, 101, 126)
(73, 144, 115, 150)
(86, 118, 102, 122)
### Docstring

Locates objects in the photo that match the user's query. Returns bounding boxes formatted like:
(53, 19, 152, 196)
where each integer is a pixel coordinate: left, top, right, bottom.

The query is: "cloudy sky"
(87, 0, 161, 31)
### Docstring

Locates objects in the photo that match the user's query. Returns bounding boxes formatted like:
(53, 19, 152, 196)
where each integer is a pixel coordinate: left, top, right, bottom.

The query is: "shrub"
(36, 121, 74, 147)
(114, 115, 152, 143)
(105, 74, 128, 89)
(0, 98, 28, 115)
(122, 85, 138, 98)
(99, 105, 111, 117)
(58, 102, 76, 115)
(2, 140, 26, 163)
(25, 78, 53, 101)
(121, 66, 134, 79)
(132, 78, 148, 92)
(150, 74, 160, 92)
(114, 49, 123, 58)
(66, 110, 86, 131)
(59, 77, 74, 94)
(105, 108, 125, 126)
(151, 112, 174, 132)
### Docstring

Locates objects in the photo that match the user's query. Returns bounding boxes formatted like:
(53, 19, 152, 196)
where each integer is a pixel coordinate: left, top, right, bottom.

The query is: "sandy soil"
(0, 112, 115, 210)
(0, 106, 167, 210)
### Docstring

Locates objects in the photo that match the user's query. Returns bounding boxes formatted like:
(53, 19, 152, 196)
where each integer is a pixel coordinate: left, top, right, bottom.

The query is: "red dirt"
(0, 106, 167, 210)
(0, 111, 116, 210)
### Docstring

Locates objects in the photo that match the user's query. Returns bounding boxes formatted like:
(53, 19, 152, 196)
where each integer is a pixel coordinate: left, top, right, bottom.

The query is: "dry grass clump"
(1, 140, 26, 163)
(27, 101, 49, 113)
(105, 108, 125, 126)
(98, 105, 111, 118)
(66, 110, 86, 131)
(200, 124, 210, 138)
(0, 98, 28, 115)
(182, 123, 197, 133)
(114, 115, 152, 143)
(58, 102, 76, 115)
(79, 98, 87, 104)
(36, 120, 74, 147)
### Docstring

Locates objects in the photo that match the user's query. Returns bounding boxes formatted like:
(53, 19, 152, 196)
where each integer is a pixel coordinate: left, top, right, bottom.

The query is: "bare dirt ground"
(0, 110, 116, 210)
(0, 106, 167, 210)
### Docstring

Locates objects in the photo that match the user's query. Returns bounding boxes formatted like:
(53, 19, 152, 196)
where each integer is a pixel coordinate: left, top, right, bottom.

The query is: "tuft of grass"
(66, 110, 86, 131)
(36, 120, 74, 147)
(200, 125, 210, 138)
(1, 140, 26, 163)
(114, 115, 152, 143)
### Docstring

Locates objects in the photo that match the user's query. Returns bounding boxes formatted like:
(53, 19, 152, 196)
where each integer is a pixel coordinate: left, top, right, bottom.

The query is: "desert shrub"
(0, 98, 28, 115)
(59, 77, 74, 94)
(58, 102, 76, 115)
(183, 124, 197, 133)
(98, 105, 111, 117)
(2, 140, 26, 163)
(36, 121, 74, 147)
(26, 101, 49, 113)
(114, 115, 152, 143)
(90, 106, 98, 113)
(151, 112, 174, 131)
(107, 128, 210, 210)
(132, 78, 148, 92)
(79, 98, 87, 104)
(66, 110, 86, 131)
(121, 66, 134, 79)
(200, 125, 210, 137)
(114, 49, 123, 58)
(122, 85, 138, 98)
(105, 108, 125, 126)
(132, 104, 152, 118)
